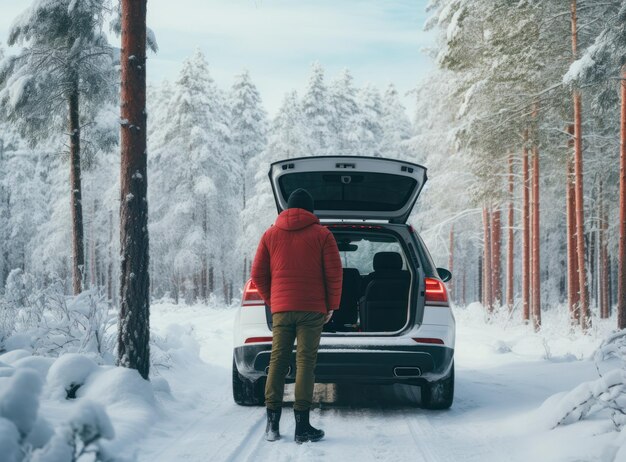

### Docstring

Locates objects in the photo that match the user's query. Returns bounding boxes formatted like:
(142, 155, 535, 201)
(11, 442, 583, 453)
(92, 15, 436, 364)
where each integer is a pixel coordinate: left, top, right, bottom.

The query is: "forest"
(0, 0, 625, 460)
(0, 51, 413, 306)
(415, 0, 626, 332)
(1, 0, 625, 331)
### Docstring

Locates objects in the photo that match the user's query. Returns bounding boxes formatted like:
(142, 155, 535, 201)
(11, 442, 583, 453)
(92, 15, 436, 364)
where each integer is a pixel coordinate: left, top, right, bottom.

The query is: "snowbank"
(0, 350, 168, 461)
(454, 302, 614, 365)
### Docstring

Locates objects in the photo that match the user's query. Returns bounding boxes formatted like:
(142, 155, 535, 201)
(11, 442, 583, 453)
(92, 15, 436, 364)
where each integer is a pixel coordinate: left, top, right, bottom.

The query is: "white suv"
(232, 156, 455, 409)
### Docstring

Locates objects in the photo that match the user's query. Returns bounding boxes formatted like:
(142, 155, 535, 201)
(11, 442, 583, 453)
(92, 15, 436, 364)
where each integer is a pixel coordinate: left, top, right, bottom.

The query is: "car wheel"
(232, 357, 266, 406)
(421, 361, 454, 410)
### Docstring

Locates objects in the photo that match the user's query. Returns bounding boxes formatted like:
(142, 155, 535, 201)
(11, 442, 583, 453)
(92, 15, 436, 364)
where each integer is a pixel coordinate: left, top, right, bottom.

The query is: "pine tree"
(117, 0, 150, 380)
(353, 84, 384, 158)
(329, 69, 360, 155)
(230, 70, 267, 209)
(230, 70, 267, 284)
(564, 1, 626, 328)
(0, 0, 118, 294)
(380, 84, 412, 160)
(302, 62, 332, 155)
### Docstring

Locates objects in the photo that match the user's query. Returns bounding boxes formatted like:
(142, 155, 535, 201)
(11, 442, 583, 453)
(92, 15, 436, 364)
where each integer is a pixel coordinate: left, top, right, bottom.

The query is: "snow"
(68, 399, 115, 441)
(564, 49, 596, 85)
(12, 355, 55, 381)
(45, 353, 98, 400)
(127, 302, 621, 462)
(0, 299, 622, 461)
(0, 368, 43, 435)
(0, 417, 21, 462)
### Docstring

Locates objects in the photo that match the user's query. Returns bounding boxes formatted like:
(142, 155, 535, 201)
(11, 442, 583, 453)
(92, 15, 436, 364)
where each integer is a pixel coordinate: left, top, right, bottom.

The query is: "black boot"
(265, 408, 281, 441)
(294, 409, 324, 444)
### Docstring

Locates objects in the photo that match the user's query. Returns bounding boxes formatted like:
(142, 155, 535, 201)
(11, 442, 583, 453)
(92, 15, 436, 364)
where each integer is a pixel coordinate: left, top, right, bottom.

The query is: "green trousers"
(265, 311, 325, 411)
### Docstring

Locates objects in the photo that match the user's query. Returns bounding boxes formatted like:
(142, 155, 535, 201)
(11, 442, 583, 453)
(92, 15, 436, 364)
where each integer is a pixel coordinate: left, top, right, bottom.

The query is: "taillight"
(424, 277, 448, 304)
(242, 279, 264, 306)
(244, 336, 273, 344)
(412, 337, 444, 345)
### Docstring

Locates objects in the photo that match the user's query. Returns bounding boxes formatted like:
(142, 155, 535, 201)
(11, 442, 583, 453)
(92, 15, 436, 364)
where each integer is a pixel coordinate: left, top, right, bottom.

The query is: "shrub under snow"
(0, 355, 125, 462)
(538, 331, 626, 430)
(30, 400, 115, 462)
(0, 275, 116, 360)
(46, 354, 99, 400)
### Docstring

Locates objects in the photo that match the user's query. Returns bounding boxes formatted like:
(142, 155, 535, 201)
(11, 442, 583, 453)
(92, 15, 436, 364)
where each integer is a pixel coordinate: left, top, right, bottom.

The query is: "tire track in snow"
(406, 413, 456, 462)
(220, 413, 266, 462)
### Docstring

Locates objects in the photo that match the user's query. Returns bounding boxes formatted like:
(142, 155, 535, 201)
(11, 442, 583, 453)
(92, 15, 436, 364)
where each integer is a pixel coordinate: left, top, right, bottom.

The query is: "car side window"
(340, 240, 406, 275)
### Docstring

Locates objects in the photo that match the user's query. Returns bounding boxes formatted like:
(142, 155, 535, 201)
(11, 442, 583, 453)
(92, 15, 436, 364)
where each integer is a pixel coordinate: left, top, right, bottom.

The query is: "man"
(251, 188, 343, 444)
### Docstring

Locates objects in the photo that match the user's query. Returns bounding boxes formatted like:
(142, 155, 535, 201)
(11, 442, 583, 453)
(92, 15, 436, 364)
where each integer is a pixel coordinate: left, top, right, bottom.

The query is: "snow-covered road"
(137, 303, 618, 462)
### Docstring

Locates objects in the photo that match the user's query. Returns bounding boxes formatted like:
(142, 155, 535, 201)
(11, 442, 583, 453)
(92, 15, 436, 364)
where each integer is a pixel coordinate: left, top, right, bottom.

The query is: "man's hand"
(324, 310, 334, 324)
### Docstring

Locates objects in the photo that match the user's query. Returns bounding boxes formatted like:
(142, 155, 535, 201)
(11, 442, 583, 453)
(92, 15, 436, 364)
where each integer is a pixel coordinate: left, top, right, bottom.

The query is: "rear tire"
(232, 357, 266, 406)
(421, 361, 454, 410)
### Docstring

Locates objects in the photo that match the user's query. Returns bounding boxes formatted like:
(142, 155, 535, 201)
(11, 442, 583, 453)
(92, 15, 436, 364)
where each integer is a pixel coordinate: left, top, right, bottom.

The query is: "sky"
(0, 0, 437, 117)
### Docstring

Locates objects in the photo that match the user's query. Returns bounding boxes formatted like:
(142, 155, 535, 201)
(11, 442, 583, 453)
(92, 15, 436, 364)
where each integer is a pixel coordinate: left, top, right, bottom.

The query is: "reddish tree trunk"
(573, 89, 589, 329)
(522, 134, 530, 322)
(491, 208, 502, 307)
(566, 125, 580, 324)
(571, 0, 590, 330)
(618, 67, 626, 329)
(89, 199, 97, 289)
(507, 154, 514, 311)
(462, 267, 466, 306)
(483, 207, 493, 313)
(532, 145, 541, 330)
(69, 78, 84, 295)
(107, 210, 113, 302)
(599, 181, 609, 319)
(478, 255, 483, 303)
(117, 0, 150, 380)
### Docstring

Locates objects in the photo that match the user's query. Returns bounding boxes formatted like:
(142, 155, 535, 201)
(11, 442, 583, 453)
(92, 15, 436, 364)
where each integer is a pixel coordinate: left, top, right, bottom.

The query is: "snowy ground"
(2, 301, 622, 461)
(130, 302, 625, 462)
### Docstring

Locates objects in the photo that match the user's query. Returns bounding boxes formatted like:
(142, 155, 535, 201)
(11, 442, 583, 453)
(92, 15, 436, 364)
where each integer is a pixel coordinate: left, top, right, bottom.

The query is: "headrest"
(343, 268, 361, 279)
(373, 252, 403, 271)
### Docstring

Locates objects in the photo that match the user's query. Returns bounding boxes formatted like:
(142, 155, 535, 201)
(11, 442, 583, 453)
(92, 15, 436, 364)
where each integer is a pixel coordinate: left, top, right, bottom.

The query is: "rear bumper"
(233, 343, 454, 385)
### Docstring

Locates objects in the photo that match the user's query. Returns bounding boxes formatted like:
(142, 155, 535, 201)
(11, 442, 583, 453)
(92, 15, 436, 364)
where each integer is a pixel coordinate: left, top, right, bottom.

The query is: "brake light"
(242, 279, 264, 306)
(326, 224, 383, 230)
(244, 336, 273, 344)
(424, 277, 448, 303)
(412, 337, 444, 345)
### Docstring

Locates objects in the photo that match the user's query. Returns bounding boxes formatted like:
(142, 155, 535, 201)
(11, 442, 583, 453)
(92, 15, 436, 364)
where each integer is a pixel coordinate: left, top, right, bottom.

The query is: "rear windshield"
(330, 230, 409, 275)
(279, 172, 417, 212)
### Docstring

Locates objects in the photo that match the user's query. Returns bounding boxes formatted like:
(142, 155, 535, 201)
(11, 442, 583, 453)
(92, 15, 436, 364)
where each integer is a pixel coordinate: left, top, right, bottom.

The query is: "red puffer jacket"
(251, 208, 343, 314)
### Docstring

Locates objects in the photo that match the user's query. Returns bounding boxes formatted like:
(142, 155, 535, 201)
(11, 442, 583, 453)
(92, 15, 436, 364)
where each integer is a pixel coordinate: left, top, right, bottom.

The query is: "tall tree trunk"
(69, 78, 84, 295)
(200, 204, 208, 301)
(618, 67, 626, 329)
(462, 266, 466, 306)
(571, 0, 590, 330)
(2, 190, 10, 290)
(599, 181, 609, 319)
(522, 134, 530, 322)
(491, 207, 502, 307)
(573, 92, 589, 329)
(507, 154, 514, 311)
(478, 255, 483, 305)
(532, 145, 541, 330)
(566, 125, 580, 325)
(117, 0, 150, 380)
(483, 207, 493, 313)
(449, 224, 454, 301)
(89, 199, 97, 289)
(107, 210, 113, 302)
(243, 256, 248, 285)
